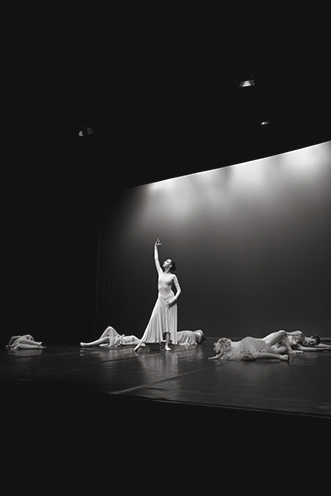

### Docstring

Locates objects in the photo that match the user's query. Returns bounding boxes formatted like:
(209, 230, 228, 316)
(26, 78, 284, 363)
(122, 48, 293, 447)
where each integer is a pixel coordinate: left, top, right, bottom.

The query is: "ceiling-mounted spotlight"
(234, 73, 255, 88)
(259, 120, 271, 126)
(78, 126, 94, 137)
(239, 77, 255, 87)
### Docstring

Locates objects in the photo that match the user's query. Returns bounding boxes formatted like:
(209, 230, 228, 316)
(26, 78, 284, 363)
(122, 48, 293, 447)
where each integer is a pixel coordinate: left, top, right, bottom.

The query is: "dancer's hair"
(308, 335, 320, 346)
(194, 330, 205, 344)
(214, 337, 232, 356)
(169, 260, 176, 272)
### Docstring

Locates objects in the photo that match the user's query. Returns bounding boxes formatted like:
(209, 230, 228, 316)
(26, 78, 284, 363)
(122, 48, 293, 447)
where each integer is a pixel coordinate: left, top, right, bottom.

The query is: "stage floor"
(1, 339, 331, 419)
(2, 339, 331, 491)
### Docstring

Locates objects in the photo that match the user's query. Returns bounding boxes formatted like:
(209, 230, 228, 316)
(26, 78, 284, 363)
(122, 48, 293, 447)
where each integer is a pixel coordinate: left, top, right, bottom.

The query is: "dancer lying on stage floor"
(134, 238, 181, 352)
(209, 330, 297, 362)
(81, 327, 205, 348)
(80, 326, 143, 348)
(283, 330, 331, 352)
(6, 334, 45, 350)
(177, 329, 205, 346)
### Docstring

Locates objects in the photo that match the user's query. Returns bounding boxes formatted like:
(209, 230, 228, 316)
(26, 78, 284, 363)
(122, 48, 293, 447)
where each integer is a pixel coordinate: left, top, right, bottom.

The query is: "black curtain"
(96, 142, 331, 339)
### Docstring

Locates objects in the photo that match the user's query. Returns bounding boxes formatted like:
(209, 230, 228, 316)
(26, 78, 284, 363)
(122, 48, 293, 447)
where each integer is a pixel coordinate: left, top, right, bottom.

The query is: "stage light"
(259, 120, 271, 126)
(78, 126, 94, 137)
(234, 72, 256, 88)
(239, 78, 255, 87)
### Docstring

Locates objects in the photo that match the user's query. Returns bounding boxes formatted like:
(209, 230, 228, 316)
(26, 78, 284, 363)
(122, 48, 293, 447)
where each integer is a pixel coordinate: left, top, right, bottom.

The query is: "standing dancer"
(134, 238, 181, 352)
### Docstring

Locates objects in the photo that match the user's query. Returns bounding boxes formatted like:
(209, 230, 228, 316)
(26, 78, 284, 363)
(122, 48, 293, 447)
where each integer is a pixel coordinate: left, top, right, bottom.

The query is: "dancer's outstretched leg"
(263, 330, 297, 355)
(80, 337, 110, 347)
(254, 352, 289, 361)
(16, 343, 45, 350)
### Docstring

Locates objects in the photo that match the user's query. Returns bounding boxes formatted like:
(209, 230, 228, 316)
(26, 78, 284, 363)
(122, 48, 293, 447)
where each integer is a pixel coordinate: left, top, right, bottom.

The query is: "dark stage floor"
(2, 340, 331, 491)
(2, 339, 331, 419)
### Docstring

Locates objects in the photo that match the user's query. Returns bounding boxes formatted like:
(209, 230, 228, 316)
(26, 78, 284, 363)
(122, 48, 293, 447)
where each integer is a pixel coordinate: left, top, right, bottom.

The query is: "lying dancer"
(80, 326, 144, 348)
(134, 238, 181, 352)
(81, 327, 204, 348)
(177, 329, 205, 346)
(6, 334, 44, 350)
(209, 330, 297, 362)
(285, 330, 331, 352)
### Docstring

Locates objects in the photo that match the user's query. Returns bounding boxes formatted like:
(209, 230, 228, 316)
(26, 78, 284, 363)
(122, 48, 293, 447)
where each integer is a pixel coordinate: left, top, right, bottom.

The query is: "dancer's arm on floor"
(209, 353, 223, 360)
(209, 353, 231, 361)
(297, 344, 331, 352)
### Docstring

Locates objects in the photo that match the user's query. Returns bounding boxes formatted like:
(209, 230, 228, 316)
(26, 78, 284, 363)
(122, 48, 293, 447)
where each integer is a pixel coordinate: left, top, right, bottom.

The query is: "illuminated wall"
(96, 141, 331, 339)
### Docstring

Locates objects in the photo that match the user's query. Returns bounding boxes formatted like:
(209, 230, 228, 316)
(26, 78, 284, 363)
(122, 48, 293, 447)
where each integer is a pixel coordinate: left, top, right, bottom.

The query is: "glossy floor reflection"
(1, 340, 331, 418)
(2, 339, 331, 490)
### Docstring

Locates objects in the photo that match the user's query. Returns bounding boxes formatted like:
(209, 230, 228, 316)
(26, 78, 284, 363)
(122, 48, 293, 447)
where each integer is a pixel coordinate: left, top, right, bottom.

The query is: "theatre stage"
(2, 339, 331, 418)
(2, 339, 330, 492)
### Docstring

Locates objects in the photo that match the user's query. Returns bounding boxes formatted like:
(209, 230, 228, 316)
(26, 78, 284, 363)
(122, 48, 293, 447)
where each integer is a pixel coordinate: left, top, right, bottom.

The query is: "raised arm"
(154, 238, 162, 274)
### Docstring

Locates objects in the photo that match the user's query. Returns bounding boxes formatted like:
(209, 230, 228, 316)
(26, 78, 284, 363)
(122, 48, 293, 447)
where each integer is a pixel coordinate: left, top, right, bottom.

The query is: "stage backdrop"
(95, 141, 331, 339)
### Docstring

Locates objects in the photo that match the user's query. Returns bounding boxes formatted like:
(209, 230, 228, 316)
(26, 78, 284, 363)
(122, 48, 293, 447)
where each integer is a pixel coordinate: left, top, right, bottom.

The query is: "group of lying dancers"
(6, 327, 331, 362)
(82, 327, 331, 361)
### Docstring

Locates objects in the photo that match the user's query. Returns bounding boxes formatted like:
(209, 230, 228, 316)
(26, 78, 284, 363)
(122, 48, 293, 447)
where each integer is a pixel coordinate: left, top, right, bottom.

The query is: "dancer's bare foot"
(281, 354, 289, 361)
(165, 345, 171, 351)
(80, 342, 87, 347)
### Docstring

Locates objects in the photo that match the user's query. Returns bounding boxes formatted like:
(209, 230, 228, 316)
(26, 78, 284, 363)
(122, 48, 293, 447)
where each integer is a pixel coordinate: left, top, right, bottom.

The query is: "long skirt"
(140, 291, 178, 345)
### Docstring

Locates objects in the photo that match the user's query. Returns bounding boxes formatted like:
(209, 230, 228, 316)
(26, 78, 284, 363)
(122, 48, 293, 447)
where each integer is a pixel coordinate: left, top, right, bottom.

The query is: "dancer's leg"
(263, 330, 296, 354)
(80, 337, 110, 347)
(18, 338, 43, 347)
(272, 345, 287, 354)
(263, 330, 287, 347)
(16, 343, 44, 349)
(254, 351, 289, 361)
(100, 326, 118, 339)
(165, 332, 171, 351)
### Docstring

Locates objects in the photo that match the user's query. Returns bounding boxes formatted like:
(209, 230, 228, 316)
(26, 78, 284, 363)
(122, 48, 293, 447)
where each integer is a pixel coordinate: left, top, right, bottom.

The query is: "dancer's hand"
(155, 237, 162, 247)
(166, 298, 176, 309)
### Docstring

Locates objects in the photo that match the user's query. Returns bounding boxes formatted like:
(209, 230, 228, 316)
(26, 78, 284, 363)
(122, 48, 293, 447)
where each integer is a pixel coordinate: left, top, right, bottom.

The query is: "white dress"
(229, 336, 269, 359)
(177, 330, 198, 346)
(139, 290, 178, 345)
(101, 327, 139, 347)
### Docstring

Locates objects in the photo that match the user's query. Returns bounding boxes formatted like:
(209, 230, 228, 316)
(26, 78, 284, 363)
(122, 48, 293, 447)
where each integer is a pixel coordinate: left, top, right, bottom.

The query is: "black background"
(3, 9, 331, 345)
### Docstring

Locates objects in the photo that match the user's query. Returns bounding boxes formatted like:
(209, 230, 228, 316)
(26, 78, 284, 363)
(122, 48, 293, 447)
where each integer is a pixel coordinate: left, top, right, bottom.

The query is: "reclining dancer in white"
(80, 326, 144, 348)
(209, 330, 298, 362)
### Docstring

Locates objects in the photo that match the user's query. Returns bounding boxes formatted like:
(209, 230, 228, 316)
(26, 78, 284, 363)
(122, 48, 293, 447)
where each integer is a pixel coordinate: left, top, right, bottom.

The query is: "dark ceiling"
(66, 38, 330, 192)
(10, 16, 330, 203)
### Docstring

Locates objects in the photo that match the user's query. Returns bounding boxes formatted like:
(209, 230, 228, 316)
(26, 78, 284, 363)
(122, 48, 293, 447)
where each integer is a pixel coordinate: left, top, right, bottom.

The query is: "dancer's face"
(303, 336, 317, 346)
(163, 259, 173, 270)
